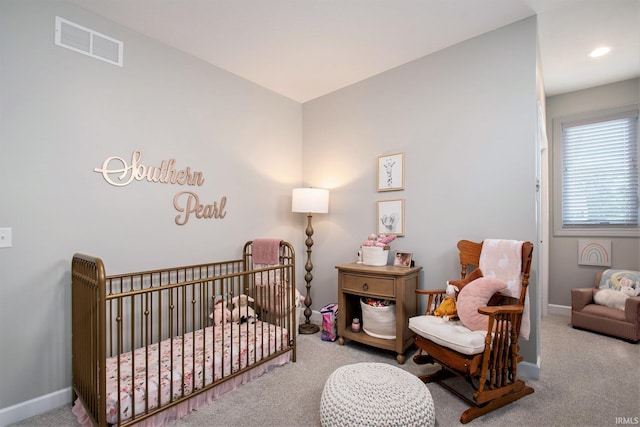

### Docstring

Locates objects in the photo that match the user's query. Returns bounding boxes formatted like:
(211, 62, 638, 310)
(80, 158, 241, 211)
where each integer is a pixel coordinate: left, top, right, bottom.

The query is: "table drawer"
(342, 274, 395, 298)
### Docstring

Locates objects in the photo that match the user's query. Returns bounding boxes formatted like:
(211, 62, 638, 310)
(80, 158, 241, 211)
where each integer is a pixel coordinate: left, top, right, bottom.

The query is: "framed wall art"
(377, 199, 404, 236)
(578, 239, 611, 267)
(377, 152, 404, 191)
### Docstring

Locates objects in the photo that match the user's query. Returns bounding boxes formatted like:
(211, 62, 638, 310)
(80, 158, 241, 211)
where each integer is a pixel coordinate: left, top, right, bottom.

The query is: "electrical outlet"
(0, 228, 12, 248)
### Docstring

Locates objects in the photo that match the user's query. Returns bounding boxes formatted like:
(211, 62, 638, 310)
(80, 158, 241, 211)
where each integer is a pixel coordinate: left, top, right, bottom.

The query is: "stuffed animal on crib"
(209, 299, 231, 325)
(231, 294, 256, 323)
(434, 268, 483, 320)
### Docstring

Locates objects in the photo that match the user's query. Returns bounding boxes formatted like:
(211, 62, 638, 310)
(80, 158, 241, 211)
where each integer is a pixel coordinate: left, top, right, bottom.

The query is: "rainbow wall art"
(578, 240, 612, 267)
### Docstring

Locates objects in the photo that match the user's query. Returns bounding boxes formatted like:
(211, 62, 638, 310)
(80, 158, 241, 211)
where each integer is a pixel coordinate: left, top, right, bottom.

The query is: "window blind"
(561, 111, 639, 227)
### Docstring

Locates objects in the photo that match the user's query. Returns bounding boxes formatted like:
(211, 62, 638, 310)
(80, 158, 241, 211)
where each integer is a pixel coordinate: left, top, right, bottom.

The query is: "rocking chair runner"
(409, 239, 534, 424)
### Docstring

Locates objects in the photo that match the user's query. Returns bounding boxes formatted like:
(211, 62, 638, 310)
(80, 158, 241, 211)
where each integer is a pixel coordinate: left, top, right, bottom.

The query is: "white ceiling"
(66, 0, 639, 103)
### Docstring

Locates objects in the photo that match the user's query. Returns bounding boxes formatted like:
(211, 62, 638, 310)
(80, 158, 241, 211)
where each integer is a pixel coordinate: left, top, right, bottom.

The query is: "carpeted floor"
(9, 314, 640, 426)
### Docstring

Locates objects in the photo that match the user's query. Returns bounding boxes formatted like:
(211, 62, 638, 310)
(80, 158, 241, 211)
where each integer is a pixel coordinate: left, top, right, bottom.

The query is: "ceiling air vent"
(55, 16, 123, 67)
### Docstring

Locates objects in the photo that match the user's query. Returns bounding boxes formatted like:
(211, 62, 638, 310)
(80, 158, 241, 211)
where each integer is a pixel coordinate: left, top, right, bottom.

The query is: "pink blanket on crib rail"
(252, 239, 281, 264)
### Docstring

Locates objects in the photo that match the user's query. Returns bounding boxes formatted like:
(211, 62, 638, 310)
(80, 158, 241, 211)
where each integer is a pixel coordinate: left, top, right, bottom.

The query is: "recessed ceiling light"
(589, 47, 611, 58)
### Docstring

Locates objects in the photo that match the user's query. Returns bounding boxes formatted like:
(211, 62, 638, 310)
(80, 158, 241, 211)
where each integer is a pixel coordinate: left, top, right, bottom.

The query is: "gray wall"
(0, 0, 302, 410)
(546, 79, 640, 307)
(302, 18, 540, 364)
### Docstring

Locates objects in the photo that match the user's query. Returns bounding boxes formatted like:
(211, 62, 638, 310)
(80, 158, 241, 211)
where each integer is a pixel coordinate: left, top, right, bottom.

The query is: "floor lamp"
(292, 187, 329, 334)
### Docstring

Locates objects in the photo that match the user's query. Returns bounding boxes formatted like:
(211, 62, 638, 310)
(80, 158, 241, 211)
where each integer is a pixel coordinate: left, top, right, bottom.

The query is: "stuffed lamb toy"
(594, 286, 638, 311)
(231, 294, 256, 322)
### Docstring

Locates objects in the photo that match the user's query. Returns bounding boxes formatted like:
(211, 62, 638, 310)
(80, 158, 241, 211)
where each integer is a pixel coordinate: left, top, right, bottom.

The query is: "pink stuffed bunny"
(209, 299, 231, 325)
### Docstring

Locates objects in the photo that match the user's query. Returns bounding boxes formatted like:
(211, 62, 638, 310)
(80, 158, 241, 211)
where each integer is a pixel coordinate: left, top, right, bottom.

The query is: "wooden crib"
(71, 241, 296, 427)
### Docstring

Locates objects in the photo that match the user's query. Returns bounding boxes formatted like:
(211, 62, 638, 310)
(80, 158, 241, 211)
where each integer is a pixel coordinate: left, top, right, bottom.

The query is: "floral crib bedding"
(104, 321, 288, 425)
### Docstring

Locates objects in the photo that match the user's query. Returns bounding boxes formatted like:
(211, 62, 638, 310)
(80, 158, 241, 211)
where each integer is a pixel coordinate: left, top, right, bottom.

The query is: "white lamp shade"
(292, 188, 329, 213)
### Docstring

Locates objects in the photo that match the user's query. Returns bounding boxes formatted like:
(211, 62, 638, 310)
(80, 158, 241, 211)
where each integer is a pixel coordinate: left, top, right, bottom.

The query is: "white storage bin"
(360, 298, 396, 339)
(361, 246, 389, 266)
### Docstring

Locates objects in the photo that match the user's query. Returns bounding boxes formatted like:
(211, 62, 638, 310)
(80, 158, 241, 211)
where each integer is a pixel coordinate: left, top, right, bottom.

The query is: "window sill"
(554, 227, 640, 238)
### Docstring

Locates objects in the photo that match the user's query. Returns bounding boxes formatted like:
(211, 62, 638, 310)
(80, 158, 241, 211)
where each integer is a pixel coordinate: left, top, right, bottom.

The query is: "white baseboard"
(0, 387, 71, 427)
(296, 309, 322, 328)
(310, 309, 322, 326)
(547, 304, 571, 316)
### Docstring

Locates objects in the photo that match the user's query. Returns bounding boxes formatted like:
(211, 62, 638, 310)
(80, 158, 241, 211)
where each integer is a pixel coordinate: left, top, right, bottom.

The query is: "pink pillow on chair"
(457, 277, 507, 331)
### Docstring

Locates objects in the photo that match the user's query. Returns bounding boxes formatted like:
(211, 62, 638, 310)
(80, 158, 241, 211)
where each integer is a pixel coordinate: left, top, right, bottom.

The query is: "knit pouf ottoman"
(319, 362, 435, 427)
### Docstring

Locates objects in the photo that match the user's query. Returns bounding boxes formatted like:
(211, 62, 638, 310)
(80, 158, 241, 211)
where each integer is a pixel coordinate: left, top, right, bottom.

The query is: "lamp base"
(299, 323, 320, 335)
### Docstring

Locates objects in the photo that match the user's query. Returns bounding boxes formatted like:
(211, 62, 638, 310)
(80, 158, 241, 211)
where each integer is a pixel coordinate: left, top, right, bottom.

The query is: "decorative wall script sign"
(94, 149, 227, 225)
(173, 191, 227, 225)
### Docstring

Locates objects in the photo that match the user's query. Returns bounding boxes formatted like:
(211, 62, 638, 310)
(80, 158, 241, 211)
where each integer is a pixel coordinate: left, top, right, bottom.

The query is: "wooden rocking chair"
(408, 239, 534, 424)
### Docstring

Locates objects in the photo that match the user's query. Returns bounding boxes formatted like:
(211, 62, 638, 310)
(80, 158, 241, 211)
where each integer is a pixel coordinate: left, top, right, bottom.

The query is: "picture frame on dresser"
(394, 251, 412, 267)
(377, 152, 404, 191)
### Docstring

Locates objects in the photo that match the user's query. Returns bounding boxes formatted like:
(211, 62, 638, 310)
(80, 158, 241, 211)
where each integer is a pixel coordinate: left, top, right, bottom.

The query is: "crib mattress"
(105, 321, 288, 424)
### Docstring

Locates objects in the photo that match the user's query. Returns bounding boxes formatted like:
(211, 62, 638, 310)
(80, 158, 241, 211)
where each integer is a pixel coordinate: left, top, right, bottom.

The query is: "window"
(553, 106, 639, 236)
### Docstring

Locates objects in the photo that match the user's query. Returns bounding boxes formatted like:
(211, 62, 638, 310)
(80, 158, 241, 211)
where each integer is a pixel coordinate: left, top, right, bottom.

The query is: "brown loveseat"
(571, 271, 640, 342)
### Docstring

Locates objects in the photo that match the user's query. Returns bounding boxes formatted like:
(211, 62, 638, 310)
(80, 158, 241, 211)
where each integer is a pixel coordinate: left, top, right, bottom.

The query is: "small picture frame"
(377, 199, 404, 236)
(394, 251, 413, 267)
(377, 152, 404, 191)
